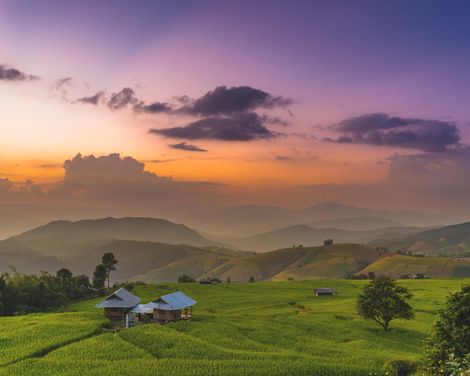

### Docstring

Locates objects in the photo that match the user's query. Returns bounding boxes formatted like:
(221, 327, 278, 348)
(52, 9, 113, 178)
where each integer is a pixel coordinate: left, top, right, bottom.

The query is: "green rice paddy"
(1, 279, 467, 375)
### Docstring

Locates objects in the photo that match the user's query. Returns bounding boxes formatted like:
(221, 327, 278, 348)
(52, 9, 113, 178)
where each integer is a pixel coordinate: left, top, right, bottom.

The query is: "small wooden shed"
(314, 287, 334, 296)
(95, 287, 141, 320)
(144, 291, 197, 322)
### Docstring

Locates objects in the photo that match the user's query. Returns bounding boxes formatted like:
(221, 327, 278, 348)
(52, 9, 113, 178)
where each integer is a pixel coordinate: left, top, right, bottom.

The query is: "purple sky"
(0, 0, 469, 215)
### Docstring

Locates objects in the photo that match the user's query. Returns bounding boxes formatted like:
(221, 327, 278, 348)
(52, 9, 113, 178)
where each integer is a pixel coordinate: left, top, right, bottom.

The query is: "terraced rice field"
(1, 279, 468, 375)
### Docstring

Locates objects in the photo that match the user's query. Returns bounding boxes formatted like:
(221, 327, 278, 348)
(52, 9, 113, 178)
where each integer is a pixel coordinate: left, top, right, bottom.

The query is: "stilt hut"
(95, 287, 141, 320)
(146, 291, 197, 322)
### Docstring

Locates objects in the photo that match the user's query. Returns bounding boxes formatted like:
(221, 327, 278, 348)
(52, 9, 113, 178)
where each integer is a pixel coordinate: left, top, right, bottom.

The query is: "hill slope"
(193, 243, 386, 282)
(361, 254, 470, 278)
(374, 221, 470, 256)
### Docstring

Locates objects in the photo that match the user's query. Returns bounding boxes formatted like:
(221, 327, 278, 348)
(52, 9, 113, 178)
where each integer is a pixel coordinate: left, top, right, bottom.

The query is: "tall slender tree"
(101, 252, 118, 288)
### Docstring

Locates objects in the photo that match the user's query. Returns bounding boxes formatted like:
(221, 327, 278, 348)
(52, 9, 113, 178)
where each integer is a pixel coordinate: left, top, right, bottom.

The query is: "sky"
(1, 0, 470, 216)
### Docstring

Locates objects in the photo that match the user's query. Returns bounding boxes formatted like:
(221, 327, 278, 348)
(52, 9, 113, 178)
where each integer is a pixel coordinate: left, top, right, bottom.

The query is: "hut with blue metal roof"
(145, 291, 197, 322)
(95, 287, 141, 320)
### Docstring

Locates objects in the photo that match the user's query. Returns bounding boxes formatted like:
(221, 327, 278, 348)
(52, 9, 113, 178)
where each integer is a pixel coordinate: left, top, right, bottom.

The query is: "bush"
(178, 275, 196, 283)
(384, 359, 419, 376)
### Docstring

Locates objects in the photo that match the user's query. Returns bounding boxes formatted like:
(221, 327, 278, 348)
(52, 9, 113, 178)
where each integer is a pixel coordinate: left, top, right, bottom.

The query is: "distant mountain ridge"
(215, 224, 429, 252)
(12, 217, 217, 247)
(182, 202, 446, 236)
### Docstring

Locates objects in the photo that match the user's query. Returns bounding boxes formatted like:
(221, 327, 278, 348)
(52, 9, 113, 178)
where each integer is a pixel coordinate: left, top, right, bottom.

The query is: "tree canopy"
(425, 285, 470, 374)
(357, 275, 414, 331)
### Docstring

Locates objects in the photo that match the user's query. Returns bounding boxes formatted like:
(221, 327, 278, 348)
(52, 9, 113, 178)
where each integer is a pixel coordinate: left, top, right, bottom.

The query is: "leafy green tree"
(425, 286, 470, 373)
(102, 252, 118, 288)
(93, 264, 107, 290)
(357, 275, 414, 331)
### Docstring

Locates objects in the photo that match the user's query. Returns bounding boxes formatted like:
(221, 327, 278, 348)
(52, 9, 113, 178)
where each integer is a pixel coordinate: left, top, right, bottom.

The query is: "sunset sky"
(1, 0, 470, 214)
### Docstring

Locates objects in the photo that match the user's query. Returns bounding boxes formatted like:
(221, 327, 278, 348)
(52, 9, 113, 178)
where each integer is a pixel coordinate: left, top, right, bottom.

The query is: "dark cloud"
(169, 142, 207, 152)
(0, 65, 38, 82)
(76, 91, 106, 106)
(133, 101, 172, 114)
(150, 112, 282, 141)
(107, 87, 138, 110)
(275, 155, 291, 161)
(180, 85, 293, 116)
(325, 113, 461, 152)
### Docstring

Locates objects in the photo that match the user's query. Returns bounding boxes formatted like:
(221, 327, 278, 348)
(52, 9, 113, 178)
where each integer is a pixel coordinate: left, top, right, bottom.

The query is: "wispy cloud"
(169, 142, 207, 152)
(0, 64, 39, 82)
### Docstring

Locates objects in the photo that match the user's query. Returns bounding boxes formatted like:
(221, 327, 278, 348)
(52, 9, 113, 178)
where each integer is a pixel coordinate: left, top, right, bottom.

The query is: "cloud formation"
(107, 87, 138, 110)
(179, 85, 293, 116)
(71, 85, 293, 143)
(325, 113, 461, 152)
(150, 112, 281, 141)
(76, 90, 105, 105)
(169, 142, 207, 152)
(0, 65, 38, 82)
(150, 86, 292, 142)
(134, 101, 172, 114)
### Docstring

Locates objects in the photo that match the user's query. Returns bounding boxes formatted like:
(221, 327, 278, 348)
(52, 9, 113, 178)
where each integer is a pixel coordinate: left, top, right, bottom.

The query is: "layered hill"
(182, 202, 445, 236)
(373, 221, 470, 256)
(224, 224, 427, 252)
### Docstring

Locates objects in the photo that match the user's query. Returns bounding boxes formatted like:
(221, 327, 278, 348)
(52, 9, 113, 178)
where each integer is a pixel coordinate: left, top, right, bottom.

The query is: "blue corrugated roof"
(95, 287, 141, 309)
(130, 303, 153, 314)
(150, 291, 197, 311)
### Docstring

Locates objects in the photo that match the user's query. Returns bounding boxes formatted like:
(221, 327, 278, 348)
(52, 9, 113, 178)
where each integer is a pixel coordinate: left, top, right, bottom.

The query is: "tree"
(93, 264, 107, 290)
(357, 275, 414, 331)
(249, 276, 255, 283)
(56, 268, 73, 292)
(178, 274, 196, 283)
(102, 252, 118, 288)
(425, 285, 470, 373)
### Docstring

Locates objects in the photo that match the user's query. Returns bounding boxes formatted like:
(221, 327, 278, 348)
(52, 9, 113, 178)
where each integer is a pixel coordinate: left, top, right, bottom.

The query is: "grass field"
(0, 279, 468, 375)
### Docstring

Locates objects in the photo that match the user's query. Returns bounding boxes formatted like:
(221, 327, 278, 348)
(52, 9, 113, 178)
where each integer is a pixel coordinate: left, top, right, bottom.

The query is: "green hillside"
(275, 243, 385, 280)
(375, 221, 470, 256)
(1, 280, 467, 375)
(361, 254, 470, 278)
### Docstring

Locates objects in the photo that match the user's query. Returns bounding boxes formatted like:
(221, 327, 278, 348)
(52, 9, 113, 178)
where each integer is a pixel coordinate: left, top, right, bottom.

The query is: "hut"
(314, 287, 334, 296)
(95, 287, 141, 320)
(145, 291, 197, 322)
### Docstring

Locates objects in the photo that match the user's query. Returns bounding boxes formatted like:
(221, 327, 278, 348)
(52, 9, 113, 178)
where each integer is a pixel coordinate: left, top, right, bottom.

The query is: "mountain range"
(181, 202, 447, 236)
(1, 216, 470, 282)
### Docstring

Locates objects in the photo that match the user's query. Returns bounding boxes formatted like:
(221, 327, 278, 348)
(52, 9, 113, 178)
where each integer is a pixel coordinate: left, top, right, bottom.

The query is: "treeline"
(0, 252, 120, 316)
(0, 268, 95, 316)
